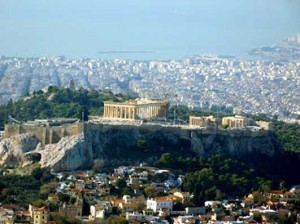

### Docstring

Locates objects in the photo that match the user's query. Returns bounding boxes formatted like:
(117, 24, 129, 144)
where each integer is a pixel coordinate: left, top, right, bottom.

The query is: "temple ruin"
(103, 98, 167, 120)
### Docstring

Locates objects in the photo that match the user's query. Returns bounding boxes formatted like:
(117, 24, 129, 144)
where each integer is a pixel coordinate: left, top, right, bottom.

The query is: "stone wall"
(4, 122, 84, 144)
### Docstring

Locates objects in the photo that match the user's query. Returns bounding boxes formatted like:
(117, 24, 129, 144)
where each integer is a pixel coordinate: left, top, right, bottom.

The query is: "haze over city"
(1, 0, 300, 60)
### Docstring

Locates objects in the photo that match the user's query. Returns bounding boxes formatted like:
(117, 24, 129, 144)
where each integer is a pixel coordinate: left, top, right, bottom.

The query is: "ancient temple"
(222, 115, 248, 128)
(189, 116, 216, 128)
(103, 98, 167, 120)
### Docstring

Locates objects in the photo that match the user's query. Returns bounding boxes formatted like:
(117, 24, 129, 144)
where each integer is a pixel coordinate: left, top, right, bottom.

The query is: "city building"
(89, 202, 112, 220)
(103, 98, 167, 120)
(173, 191, 191, 203)
(147, 196, 173, 213)
(29, 205, 49, 224)
(59, 196, 83, 218)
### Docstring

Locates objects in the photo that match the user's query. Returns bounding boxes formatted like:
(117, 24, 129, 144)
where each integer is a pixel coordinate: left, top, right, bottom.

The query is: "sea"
(0, 0, 299, 60)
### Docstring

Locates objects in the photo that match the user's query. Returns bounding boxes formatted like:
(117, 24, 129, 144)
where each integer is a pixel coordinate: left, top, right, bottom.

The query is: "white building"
(173, 215, 200, 224)
(147, 196, 173, 213)
(90, 204, 105, 219)
(89, 202, 112, 220)
(126, 212, 145, 222)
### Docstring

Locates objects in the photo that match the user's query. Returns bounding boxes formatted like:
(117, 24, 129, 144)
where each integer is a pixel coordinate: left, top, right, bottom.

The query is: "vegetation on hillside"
(156, 152, 300, 205)
(0, 166, 53, 208)
(272, 120, 300, 152)
(0, 86, 132, 129)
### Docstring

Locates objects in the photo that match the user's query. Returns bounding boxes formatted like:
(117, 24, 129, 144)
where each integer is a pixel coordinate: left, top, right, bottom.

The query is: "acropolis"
(103, 98, 167, 120)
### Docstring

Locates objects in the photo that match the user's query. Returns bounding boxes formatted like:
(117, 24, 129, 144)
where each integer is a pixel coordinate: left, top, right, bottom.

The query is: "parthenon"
(103, 98, 167, 120)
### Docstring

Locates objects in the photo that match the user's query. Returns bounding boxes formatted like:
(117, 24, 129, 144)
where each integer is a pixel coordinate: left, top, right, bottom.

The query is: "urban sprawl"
(0, 55, 299, 120)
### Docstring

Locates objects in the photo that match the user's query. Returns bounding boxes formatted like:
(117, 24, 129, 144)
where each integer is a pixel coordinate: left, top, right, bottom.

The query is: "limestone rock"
(38, 133, 93, 171)
(0, 124, 279, 172)
(0, 134, 40, 167)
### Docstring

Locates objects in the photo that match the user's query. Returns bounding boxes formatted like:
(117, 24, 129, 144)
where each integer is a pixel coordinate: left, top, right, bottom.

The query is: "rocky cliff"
(0, 124, 280, 171)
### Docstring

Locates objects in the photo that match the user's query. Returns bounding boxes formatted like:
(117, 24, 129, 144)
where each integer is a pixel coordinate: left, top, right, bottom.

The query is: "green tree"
(122, 187, 131, 196)
(69, 196, 77, 204)
(39, 182, 57, 198)
(32, 166, 44, 180)
(92, 159, 106, 172)
(144, 186, 156, 198)
(116, 178, 127, 189)
(32, 198, 46, 207)
(58, 194, 70, 203)
(107, 215, 129, 224)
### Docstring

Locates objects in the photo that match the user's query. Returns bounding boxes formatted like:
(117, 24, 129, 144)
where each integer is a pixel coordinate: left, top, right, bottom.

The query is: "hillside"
(1, 123, 300, 196)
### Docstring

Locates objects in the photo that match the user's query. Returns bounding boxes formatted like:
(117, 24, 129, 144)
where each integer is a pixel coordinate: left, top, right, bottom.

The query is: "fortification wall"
(4, 122, 84, 144)
(4, 124, 21, 138)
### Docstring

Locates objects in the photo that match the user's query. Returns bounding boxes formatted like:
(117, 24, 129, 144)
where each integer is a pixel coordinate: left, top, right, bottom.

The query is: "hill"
(1, 87, 300, 154)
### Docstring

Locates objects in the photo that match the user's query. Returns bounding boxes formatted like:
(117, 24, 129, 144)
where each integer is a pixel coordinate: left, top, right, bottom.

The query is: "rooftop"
(104, 98, 165, 106)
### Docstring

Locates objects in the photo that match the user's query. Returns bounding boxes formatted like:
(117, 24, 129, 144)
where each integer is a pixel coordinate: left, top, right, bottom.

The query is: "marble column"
(121, 107, 124, 119)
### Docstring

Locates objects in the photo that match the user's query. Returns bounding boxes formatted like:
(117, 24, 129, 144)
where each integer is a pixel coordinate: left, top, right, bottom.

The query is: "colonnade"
(136, 105, 163, 119)
(104, 106, 136, 119)
(189, 117, 206, 127)
(103, 103, 165, 120)
(230, 119, 246, 128)
(222, 117, 247, 128)
(189, 116, 216, 127)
